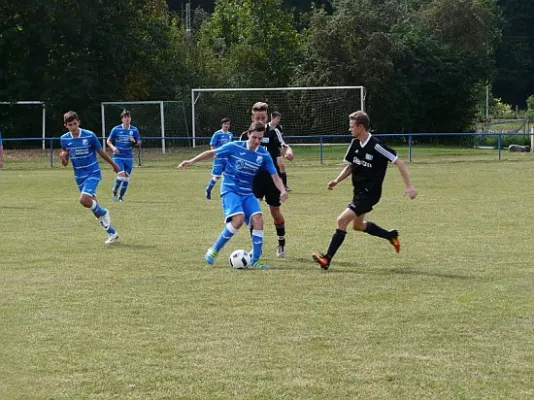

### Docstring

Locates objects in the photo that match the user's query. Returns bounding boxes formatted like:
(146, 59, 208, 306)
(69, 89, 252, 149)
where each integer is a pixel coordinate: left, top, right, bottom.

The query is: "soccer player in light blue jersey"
(205, 117, 232, 200)
(179, 121, 288, 269)
(106, 109, 141, 202)
(60, 111, 121, 244)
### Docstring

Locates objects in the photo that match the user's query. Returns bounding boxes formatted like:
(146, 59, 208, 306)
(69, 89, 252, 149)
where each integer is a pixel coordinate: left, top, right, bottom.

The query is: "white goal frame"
(0, 101, 47, 149)
(191, 86, 366, 148)
(101, 100, 168, 154)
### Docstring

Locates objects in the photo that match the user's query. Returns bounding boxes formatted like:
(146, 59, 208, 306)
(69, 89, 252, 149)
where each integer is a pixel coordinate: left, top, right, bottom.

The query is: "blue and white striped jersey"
(214, 141, 277, 196)
(108, 124, 140, 159)
(209, 129, 233, 148)
(60, 129, 102, 178)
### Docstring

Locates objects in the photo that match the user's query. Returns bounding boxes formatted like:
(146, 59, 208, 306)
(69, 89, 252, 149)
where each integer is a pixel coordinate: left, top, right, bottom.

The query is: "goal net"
(101, 101, 190, 154)
(0, 101, 47, 149)
(191, 86, 365, 147)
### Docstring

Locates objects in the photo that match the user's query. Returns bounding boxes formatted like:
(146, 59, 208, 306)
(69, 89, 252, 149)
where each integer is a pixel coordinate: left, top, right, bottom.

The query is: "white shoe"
(276, 245, 286, 257)
(105, 232, 119, 244)
(98, 210, 111, 230)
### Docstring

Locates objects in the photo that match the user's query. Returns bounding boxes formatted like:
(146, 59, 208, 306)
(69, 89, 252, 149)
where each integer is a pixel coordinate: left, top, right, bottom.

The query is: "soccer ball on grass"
(229, 249, 251, 269)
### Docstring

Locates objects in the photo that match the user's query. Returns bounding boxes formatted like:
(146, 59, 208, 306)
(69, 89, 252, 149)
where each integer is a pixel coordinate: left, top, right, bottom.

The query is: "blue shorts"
(75, 171, 102, 197)
(114, 158, 134, 175)
(222, 192, 261, 226)
(211, 158, 227, 177)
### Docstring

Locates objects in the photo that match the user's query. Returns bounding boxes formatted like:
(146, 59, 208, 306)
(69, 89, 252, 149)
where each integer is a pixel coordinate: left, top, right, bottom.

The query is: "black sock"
(275, 221, 286, 247)
(326, 229, 347, 259)
(365, 221, 392, 240)
(280, 172, 287, 186)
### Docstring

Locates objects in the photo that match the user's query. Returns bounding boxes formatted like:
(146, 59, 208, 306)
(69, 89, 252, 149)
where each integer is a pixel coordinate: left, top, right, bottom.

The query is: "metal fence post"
(408, 134, 413, 162)
(49, 138, 54, 167)
(498, 134, 502, 160)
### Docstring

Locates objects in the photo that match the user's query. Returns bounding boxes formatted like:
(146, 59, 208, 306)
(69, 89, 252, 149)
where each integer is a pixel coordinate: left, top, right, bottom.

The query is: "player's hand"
(112, 163, 120, 174)
(59, 150, 69, 166)
(178, 160, 192, 169)
(280, 190, 289, 202)
(112, 147, 119, 154)
(327, 180, 338, 190)
(404, 186, 417, 199)
(129, 136, 136, 143)
(285, 150, 294, 161)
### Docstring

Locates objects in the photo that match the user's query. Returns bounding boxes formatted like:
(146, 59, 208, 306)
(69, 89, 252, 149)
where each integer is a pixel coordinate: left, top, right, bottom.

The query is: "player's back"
(219, 141, 272, 196)
(60, 129, 101, 176)
(109, 124, 139, 159)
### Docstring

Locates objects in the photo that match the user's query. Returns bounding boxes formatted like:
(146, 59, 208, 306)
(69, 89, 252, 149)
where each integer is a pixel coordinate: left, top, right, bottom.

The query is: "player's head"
(220, 117, 231, 131)
(251, 102, 268, 124)
(247, 121, 265, 150)
(64, 111, 80, 132)
(270, 111, 281, 126)
(121, 109, 131, 125)
(349, 111, 370, 136)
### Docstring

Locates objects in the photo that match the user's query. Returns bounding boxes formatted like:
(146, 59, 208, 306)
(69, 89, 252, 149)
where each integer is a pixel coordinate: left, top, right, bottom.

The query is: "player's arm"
(97, 148, 120, 173)
(327, 164, 353, 190)
(393, 158, 417, 199)
(178, 149, 216, 168)
(130, 129, 141, 147)
(107, 130, 119, 154)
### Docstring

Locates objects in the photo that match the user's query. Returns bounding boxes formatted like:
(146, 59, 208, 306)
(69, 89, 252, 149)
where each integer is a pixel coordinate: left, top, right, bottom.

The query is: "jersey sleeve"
(209, 133, 219, 146)
(133, 127, 141, 142)
(374, 142, 397, 163)
(60, 136, 66, 150)
(274, 128, 287, 147)
(108, 128, 117, 142)
(263, 152, 278, 175)
(91, 133, 102, 151)
(343, 140, 356, 164)
(214, 142, 233, 158)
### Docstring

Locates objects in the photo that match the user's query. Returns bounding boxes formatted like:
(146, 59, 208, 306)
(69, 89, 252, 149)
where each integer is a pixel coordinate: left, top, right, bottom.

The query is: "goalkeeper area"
(1, 152, 533, 399)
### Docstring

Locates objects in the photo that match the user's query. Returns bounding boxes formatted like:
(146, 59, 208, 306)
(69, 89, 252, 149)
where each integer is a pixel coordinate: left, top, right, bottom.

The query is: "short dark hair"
(349, 111, 370, 130)
(251, 102, 268, 114)
(221, 117, 230, 125)
(248, 121, 265, 133)
(120, 109, 131, 118)
(64, 111, 79, 124)
(271, 111, 281, 118)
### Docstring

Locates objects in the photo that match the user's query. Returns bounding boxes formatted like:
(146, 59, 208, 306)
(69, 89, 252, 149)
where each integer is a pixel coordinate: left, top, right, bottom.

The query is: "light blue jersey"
(214, 141, 277, 196)
(210, 129, 233, 148)
(108, 124, 140, 160)
(60, 129, 102, 179)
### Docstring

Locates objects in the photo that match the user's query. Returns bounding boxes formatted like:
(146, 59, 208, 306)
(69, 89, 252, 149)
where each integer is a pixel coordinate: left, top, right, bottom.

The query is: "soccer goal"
(101, 101, 189, 154)
(0, 101, 47, 149)
(190, 86, 365, 147)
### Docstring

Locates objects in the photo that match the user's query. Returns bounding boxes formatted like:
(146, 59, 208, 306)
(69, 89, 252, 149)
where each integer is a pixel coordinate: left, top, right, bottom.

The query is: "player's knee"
(353, 220, 366, 231)
(118, 171, 128, 178)
(251, 214, 264, 229)
(79, 195, 92, 208)
(231, 214, 245, 228)
(270, 207, 282, 220)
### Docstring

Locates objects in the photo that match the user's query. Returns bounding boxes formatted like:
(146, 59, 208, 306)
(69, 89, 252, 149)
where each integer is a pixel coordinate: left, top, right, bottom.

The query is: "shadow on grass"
(105, 242, 158, 250)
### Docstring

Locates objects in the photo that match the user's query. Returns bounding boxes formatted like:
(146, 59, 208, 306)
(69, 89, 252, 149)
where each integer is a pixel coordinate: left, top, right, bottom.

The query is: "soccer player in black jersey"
(240, 102, 292, 257)
(313, 111, 417, 270)
(268, 111, 293, 191)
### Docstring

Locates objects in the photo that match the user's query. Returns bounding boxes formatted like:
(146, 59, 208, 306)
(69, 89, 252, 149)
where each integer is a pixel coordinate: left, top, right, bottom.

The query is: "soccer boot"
(204, 248, 218, 265)
(276, 245, 286, 257)
(105, 232, 119, 245)
(312, 253, 331, 270)
(112, 191, 119, 202)
(118, 197, 124, 203)
(388, 229, 400, 253)
(205, 189, 212, 200)
(97, 210, 111, 230)
(250, 259, 270, 269)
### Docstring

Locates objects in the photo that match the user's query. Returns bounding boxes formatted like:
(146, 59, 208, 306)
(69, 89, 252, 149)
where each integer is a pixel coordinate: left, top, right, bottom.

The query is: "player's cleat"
(104, 232, 119, 244)
(204, 248, 218, 265)
(98, 210, 111, 230)
(112, 191, 119, 201)
(205, 189, 212, 200)
(118, 197, 124, 203)
(276, 245, 286, 257)
(250, 260, 270, 269)
(312, 253, 330, 270)
(388, 229, 400, 253)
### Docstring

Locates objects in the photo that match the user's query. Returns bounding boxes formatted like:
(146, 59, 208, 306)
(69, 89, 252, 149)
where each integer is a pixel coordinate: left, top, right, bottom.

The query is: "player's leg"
(205, 192, 244, 264)
(244, 195, 269, 269)
(206, 160, 224, 200)
(277, 155, 290, 191)
(354, 212, 400, 253)
(80, 176, 118, 243)
(117, 160, 133, 201)
(111, 159, 125, 200)
(265, 180, 286, 257)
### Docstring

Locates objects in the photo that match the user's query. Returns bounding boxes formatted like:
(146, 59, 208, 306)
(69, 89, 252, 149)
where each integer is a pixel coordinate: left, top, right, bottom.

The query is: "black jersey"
(343, 134, 397, 199)
(240, 126, 282, 168)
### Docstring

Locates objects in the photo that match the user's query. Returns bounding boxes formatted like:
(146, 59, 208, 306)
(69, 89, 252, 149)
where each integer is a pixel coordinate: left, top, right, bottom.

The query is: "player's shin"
(251, 229, 264, 263)
(364, 221, 392, 239)
(119, 177, 129, 198)
(326, 229, 347, 260)
(90, 200, 106, 217)
(212, 222, 238, 252)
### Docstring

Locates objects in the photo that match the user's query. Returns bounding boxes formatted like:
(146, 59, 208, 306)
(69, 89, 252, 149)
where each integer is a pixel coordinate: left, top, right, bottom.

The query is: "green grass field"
(1, 149, 533, 399)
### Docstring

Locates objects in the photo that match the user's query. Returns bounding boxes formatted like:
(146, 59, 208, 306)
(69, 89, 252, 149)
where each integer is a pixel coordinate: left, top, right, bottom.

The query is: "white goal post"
(0, 101, 46, 149)
(191, 86, 366, 148)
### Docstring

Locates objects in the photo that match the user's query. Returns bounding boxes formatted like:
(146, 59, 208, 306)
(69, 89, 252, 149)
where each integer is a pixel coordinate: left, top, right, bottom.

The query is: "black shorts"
(348, 193, 379, 216)
(253, 172, 281, 207)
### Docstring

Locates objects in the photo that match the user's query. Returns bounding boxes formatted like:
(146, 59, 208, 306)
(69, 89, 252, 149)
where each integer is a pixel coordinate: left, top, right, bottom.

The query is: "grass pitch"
(0, 148, 533, 399)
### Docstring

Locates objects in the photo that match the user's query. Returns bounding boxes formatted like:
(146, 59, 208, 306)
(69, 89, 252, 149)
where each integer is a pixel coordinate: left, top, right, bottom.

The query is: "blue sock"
(90, 200, 106, 217)
(119, 179, 129, 198)
(212, 222, 237, 252)
(206, 177, 217, 192)
(251, 229, 264, 263)
(112, 178, 121, 194)
(106, 226, 116, 235)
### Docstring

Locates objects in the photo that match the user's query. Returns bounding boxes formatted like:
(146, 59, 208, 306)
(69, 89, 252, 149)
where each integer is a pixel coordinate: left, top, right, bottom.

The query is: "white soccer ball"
(229, 249, 251, 269)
